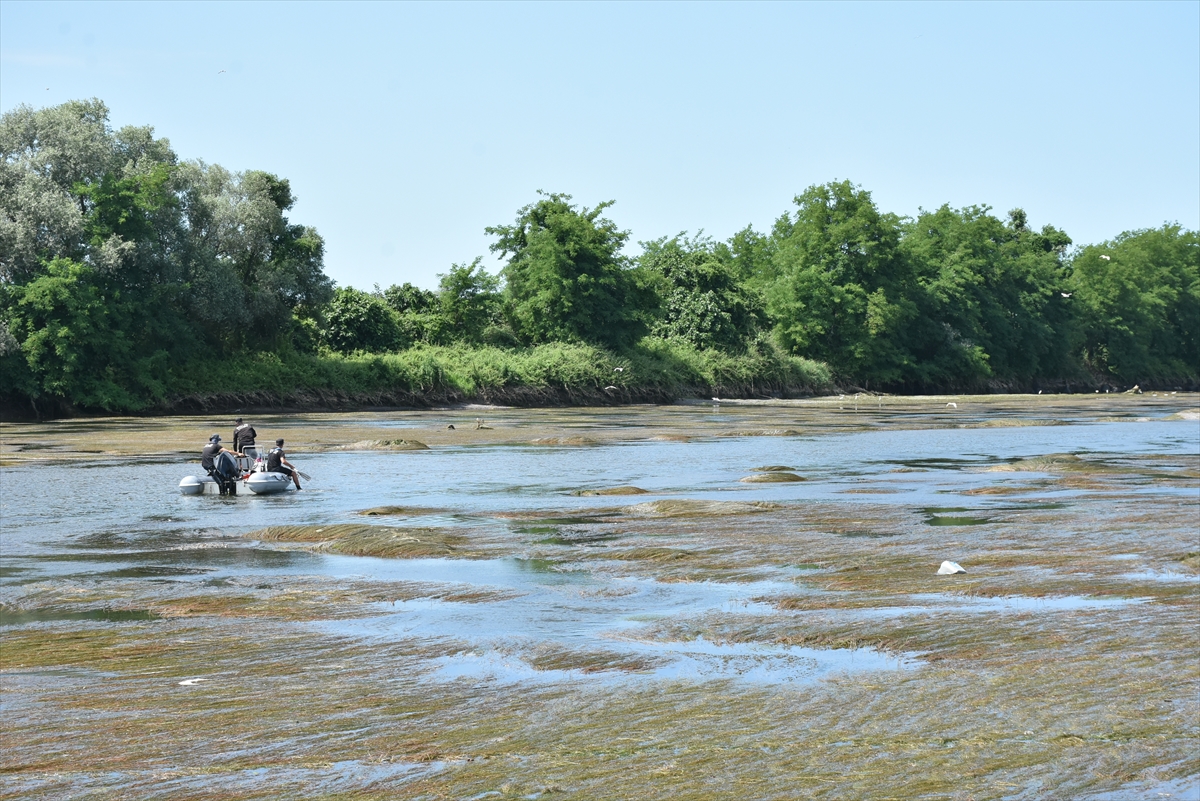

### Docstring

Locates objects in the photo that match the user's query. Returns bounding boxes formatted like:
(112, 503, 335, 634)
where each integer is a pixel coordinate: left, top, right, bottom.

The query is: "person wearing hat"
(201, 434, 244, 495)
(266, 438, 302, 490)
(232, 417, 257, 454)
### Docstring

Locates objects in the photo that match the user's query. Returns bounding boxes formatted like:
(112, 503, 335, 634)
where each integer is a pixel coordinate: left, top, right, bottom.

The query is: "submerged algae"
(2, 396, 1198, 800)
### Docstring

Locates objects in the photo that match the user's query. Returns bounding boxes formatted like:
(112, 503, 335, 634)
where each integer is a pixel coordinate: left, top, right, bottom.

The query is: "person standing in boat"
(267, 438, 302, 490)
(233, 417, 257, 454)
(201, 434, 243, 495)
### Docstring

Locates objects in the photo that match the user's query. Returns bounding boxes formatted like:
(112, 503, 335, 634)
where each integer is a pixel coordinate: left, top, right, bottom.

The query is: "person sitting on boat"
(266, 438, 302, 490)
(201, 434, 243, 495)
(233, 417, 257, 455)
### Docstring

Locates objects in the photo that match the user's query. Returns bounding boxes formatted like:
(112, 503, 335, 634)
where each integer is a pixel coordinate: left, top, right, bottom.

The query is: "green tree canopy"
(487, 192, 649, 349)
(640, 234, 763, 352)
(762, 181, 917, 385)
(1069, 225, 1199, 382)
(321, 287, 402, 354)
(1, 99, 334, 410)
(435, 258, 504, 345)
(899, 205, 1075, 387)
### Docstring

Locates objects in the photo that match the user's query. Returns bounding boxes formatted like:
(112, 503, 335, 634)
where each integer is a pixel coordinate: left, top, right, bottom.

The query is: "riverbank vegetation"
(2, 100, 1196, 416)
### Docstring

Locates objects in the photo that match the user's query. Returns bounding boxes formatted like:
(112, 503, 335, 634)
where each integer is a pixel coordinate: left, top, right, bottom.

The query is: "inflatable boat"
(178, 446, 294, 496)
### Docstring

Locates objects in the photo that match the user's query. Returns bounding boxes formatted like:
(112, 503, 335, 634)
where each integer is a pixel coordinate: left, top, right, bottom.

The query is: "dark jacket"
(201, 442, 220, 471)
(233, 423, 256, 450)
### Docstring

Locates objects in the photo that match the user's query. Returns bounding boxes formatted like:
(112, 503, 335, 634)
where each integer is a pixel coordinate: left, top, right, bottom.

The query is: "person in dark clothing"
(266, 438, 302, 490)
(201, 434, 243, 495)
(233, 418, 257, 453)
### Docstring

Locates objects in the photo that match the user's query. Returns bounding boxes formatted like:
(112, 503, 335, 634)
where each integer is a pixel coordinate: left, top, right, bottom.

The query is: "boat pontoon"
(178, 445, 294, 496)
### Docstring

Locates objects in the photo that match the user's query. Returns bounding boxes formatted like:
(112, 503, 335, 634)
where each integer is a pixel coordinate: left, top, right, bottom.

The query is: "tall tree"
(487, 192, 649, 349)
(435, 258, 503, 344)
(640, 234, 762, 352)
(1069, 224, 1199, 382)
(0, 99, 334, 411)
(763, 181, 917, 385)
(900, 205, 1075, 386)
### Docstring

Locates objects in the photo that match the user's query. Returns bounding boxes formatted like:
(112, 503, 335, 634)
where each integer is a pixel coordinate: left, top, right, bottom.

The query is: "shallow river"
(3, 401, 1197, 687)
(3, 398, 1199, 800)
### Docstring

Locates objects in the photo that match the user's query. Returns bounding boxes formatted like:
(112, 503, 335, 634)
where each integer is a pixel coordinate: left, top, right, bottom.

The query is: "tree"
(321, 287, 402, 354)
(176, 164, 333, 351)
(436, 258, 503, 344)
(1069, 224, 1199, 382)
(640, 234, 762, 351)
(0, 99, 335, 411)
(900, 205, 1075, 386)
(487, 192, 649, 349)
(0, 98, 173, 284)
(383, 282, 437, 314)
(3, 258, 169, 410)
(763, 181, 917, 385)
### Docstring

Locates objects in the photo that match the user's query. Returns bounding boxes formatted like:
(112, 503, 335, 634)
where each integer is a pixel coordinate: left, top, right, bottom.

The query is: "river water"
(3, 401, 1197, 685)
(2, 398, 1199, 799)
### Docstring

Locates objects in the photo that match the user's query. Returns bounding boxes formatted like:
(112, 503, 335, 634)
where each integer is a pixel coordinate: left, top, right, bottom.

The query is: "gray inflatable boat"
(178, 446, 294, 496)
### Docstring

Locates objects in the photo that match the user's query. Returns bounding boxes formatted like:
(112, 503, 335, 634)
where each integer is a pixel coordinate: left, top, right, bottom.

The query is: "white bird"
(937, 561, 967, 575)
(1060, 292, 1072, 298)
(178, 678, 207, 686)
(604, 385, 617, 391)
(712, 397, 720, 402)
(1100, 255, 1111, 261)
(946, 402, 957, 408)
(613, 367, 624, 372)
(1038, 390, 1043, 395)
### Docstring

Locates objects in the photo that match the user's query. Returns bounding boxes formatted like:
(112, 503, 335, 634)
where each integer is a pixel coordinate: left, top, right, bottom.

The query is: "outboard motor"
(214, 451, 240, 496)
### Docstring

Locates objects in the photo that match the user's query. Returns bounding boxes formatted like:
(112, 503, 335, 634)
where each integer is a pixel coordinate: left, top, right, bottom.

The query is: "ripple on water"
(1119, 570, 1200, 584)
(308, 556, 913, 685)
(429, 637, 912, 686)
(837, 593, 1148, 620)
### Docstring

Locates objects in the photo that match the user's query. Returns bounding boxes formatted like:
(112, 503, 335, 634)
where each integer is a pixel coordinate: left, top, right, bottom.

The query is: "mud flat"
(1, 394, 1198, 799)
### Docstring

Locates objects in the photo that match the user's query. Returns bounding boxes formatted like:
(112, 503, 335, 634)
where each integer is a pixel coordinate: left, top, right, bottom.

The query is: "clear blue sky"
(2, 1, 1197, 291)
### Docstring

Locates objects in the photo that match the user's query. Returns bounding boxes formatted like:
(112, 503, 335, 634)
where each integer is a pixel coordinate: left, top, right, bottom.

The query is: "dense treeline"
(1, 101, 1196, 415)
